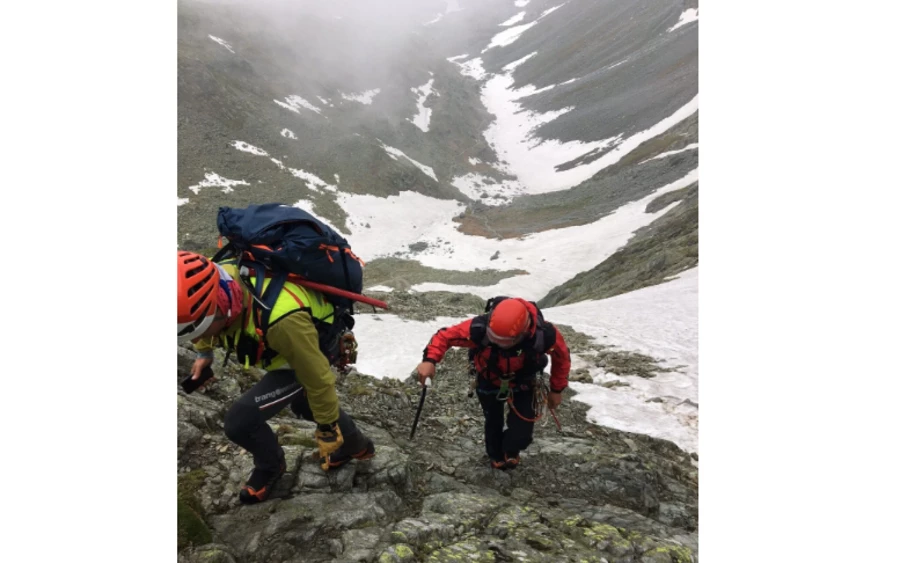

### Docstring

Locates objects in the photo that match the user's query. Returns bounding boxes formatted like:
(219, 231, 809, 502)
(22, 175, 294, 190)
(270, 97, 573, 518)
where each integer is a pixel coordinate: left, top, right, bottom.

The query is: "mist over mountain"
(177, 0, 697, 306)
(177, 1, 699, 561)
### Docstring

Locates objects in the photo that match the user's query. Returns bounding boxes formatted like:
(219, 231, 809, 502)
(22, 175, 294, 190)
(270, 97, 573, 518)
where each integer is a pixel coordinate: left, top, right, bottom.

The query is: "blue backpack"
(211, 203, 369, 369)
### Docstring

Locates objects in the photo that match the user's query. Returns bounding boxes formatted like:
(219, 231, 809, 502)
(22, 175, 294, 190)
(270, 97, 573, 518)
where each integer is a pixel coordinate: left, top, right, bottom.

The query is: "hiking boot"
(503, 454, 520, 470)
(238, 461, 286, 505)
(315, 422, 345, 459)
(490, 458, 508, 470)
(321, 436, 376, 471)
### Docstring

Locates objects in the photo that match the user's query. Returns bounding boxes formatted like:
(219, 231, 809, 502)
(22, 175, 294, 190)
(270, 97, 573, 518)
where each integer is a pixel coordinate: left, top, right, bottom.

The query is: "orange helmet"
(177, 251, 220, 344)
(487, 299, 531, 348)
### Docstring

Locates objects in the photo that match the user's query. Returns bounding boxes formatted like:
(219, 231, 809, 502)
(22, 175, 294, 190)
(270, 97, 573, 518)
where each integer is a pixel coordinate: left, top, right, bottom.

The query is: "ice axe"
(410, 377, 431, 440)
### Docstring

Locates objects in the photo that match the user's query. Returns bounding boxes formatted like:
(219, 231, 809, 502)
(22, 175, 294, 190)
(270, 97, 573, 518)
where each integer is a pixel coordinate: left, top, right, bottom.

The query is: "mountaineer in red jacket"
(415, 297, 571, 470)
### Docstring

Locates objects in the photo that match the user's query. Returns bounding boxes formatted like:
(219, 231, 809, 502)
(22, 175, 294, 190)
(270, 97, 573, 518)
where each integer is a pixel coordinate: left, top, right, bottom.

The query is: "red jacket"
(422, 299, 571, 392)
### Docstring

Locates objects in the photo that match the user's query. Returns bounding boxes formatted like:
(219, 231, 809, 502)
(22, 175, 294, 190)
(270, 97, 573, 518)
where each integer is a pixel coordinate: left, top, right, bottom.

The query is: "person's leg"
(503, 384, 537, 467)
(267, 311, 345, 458)
(223, 369, 300, 502)
(476, 387, 506, 466)
(224, 369, 301, 470)
(290, 389, 375, 469)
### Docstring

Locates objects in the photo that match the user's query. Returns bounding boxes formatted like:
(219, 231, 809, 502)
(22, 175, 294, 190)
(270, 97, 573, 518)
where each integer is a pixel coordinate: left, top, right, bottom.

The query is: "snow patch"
(231, 141, 268, 156)
(540, 4, 565, 18)
(483, 21, 537, 52)
(549, 268, 698, 454)
(454, 57, 488, 81)
(288, 168, 339, 193)
(366, 285, 394, 293)
(353, 314, 468, 382)
(553, 96, 699, 184)
(208, 35, 234, 53)
(340, 89, 381, 105)
(379, 142, 438, 182)
(408, 78, 435, 132)
(500, 11, 526, 26)
(668, 9, 699, 32)
(334, 191, 465, 260)
(407, 168, 698, 296)
(187, 172, 250, 195)
(291, 199, 314, 214)
(451, 173, 524, 205)
(639, 143, 699, 165)
(482, 3, 564, 53)
(502, 51, 537, 72)
(274, 95, 322, 115)
(177, 197, 189, 206)
(470, 44, 699, 194)
(281, 128, 297, 139)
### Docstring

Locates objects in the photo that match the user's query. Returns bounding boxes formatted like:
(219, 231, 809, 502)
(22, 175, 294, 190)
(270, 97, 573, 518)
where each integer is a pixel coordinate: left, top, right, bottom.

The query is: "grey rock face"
(178, 345, 697, 563)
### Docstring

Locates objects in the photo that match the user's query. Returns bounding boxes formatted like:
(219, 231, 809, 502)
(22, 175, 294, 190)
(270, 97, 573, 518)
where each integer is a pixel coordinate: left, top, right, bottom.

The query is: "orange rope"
(505, 377, 562, 430)
(506, 389, 544, 423)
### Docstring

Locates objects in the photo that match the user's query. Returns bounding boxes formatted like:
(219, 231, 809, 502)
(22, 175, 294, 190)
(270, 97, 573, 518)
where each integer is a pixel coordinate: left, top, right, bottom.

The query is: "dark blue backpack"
(211, 203, 368, 369)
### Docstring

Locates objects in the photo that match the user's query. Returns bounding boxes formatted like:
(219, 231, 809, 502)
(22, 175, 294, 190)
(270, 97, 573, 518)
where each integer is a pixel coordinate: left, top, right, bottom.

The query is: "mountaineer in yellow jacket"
(177, 251, 375, 504)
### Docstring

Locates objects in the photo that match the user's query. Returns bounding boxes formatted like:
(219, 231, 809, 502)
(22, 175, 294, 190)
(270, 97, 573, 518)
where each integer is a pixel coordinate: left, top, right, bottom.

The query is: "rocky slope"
(177, 303, 698, 563)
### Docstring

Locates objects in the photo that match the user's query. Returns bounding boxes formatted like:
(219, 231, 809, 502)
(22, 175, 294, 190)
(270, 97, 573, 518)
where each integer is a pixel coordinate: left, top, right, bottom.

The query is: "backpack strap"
(211, 241, 235, 264)
(529, 302, 549, 352)
(233, 257, 284, 366)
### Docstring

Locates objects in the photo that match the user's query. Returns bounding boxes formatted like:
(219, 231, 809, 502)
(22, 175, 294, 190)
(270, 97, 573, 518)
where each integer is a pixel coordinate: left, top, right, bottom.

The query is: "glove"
(416, 361, 435, 387)
(315, 423, 345, 460)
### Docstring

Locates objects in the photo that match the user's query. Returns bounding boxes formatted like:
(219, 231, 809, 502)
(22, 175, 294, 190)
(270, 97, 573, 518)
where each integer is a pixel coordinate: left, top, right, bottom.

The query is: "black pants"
(476, 378, 536, 462)
(223, 369, 365, 472)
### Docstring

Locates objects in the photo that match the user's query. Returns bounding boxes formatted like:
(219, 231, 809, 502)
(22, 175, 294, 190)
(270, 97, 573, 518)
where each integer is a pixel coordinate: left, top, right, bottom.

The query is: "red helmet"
(487, 299, 531, 348)
(177, 251, 220, 343)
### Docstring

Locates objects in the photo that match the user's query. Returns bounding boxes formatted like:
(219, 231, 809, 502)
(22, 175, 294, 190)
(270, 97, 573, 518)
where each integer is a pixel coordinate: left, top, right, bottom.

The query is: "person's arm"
(415, 318, 476, 385)
(422, 318, 476, 363)
(192, 337, 216, 357)
(545, 324, 571, 408)
(188, 337, 217, 380)
(266, 311, 340, 425)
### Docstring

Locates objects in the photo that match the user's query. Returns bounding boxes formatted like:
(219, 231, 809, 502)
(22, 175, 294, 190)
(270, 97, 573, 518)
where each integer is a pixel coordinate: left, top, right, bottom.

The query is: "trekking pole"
(410, 377, 431, 440)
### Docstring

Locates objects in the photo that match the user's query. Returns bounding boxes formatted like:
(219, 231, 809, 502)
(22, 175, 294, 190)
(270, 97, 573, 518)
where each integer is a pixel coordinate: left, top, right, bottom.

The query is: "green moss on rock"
(177, 469, 211, 550)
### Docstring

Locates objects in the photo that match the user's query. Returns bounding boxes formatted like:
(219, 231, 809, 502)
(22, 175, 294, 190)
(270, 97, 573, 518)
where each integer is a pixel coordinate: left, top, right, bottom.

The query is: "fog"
(181, 0, 519, 91)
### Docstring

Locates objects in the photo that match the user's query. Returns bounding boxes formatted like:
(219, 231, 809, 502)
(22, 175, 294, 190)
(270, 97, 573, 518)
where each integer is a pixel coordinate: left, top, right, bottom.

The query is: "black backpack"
(211, 203, 384, 370)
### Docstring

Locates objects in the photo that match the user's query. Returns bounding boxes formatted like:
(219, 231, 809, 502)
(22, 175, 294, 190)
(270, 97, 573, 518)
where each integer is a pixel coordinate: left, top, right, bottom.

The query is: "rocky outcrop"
(177, 344, 697, 563)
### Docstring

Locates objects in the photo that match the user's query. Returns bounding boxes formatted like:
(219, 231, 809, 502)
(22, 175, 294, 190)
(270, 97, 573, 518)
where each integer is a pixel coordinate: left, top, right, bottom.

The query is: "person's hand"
(191, 356, 213, 379)
(416, 361, 435, 387)
(547, 391, 563, 410)
(191, 357, 216, 389)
